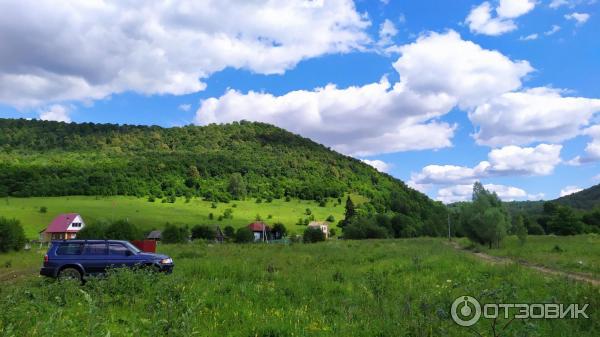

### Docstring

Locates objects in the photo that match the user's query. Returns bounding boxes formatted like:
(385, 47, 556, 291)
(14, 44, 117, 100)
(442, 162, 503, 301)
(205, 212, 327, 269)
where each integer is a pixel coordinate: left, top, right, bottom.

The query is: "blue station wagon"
(40, 240, 174, 281)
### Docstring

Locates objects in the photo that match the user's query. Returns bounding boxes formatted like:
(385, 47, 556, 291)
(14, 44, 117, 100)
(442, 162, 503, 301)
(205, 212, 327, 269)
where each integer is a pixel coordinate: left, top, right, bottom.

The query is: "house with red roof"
(39, 213, 86, 242)
(247, 221, 270, 242)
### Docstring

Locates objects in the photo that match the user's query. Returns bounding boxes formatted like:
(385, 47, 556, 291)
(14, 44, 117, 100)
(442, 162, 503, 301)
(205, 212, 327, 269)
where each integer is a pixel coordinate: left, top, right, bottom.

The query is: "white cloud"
(470, 87, 600, 146)
(0, 0, 370, 108)
(466, 2, 517, 36)
(195, 77, 456, 156)
(497, 0, 536, 18)
(560, 185, 583, 197)
(520, 33, 539, 40)
(361, 159, 391, 173)
(392, 31, 532, 108)
(196, 30, 533, 155)
(39, 104, 71, 123)
(410, 144, 563, 186)
(487, 144, 563, 175)
(565, 12, 591, 25)
(550, 0, 570, 8)
(178, 104, 192, 112)
(436, 183, 531, 203)
(378, 19, 398, 46)
(567, 125, 600, 165)
(465, 0, 536, 36)
(545, 25, 561, 35)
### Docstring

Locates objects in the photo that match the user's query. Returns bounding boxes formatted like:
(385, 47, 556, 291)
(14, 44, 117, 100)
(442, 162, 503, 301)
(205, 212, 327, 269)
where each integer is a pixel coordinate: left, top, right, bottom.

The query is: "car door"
(81, 242, 108, 274)
(108, 242, 136, 268)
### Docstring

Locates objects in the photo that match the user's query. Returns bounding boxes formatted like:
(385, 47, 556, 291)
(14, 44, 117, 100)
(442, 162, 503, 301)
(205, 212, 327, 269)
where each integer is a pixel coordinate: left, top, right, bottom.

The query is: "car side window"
(84, 243, 107, 255)
(56, 243, 83, 255)
(109, 243, 130, 256)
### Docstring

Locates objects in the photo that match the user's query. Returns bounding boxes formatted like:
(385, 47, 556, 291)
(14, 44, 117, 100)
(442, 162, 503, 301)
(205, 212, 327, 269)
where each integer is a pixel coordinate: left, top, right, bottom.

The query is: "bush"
(326, 215, 335, 222)
(39, 206, 48, 213)
(0, 217, 27, 252)
(162, 224, 189, 243)
(223, 225, 235, 238)
(303, 227, 325, 243)
(147, 196, 155, 202)
(191, 225, 216, 240)
(77, 220, 142, 241)
(527, 221, 545, 235)
(105, 220, 143, 241)
(271, 222, 287, 239)
(235, 227, 254, 243)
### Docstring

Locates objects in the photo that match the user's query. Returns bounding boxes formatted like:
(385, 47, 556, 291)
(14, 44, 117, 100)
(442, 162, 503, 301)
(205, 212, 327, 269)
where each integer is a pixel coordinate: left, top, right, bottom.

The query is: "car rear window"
(56, 243, 83, 255)
(84, 242, 107, 255)
(109, 243, 129, 256)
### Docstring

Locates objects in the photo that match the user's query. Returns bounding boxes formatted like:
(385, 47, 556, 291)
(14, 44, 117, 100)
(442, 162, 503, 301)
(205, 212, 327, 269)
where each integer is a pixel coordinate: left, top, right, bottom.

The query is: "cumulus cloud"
(410, 144, 563, 187)
(560, 185, 583, 197)
(520, 33, 539, 40)
(566, 125, 600, 165)
(436, 183, 531, 203)
(39, 104, 71, 123)
(361, 159, 392, 173)
(565, 12, 591, 25)
(178, 104, 192, 112)
(545, 25, 561, 35)
(378, 19, 398, 47)
(469, 87, 600, 146)
(550, 0, 570, 8)
(0, 0, 370, 108)
(466, 0, 536, 36)
(196, 30, 534, 155)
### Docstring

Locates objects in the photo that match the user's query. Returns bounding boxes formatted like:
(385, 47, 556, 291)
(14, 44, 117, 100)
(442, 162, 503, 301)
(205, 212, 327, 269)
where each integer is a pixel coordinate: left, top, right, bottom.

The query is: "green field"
(458, 234, 600, 277)
(0, 196, 363, 239)
(0, 238, 598, 336)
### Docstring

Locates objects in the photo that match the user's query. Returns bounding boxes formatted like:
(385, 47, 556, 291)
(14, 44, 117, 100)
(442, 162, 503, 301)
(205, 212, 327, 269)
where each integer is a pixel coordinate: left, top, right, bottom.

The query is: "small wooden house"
(308, 221, 330, 239)
(248, 222, 270, 242)
(39, 213, 86, 242)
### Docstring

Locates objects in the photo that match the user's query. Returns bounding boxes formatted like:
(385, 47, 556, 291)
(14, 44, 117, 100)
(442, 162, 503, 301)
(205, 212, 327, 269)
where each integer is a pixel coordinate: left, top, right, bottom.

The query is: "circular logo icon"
(451, 296, 481, 327)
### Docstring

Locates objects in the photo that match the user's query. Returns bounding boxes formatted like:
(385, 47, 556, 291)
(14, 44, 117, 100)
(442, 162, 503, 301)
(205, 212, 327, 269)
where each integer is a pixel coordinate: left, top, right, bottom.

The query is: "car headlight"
(160, 258, 173, 265)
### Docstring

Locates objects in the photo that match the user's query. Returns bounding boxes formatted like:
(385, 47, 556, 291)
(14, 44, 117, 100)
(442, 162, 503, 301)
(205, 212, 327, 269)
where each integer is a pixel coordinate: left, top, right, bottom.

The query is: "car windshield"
(123, 241, 141, 254)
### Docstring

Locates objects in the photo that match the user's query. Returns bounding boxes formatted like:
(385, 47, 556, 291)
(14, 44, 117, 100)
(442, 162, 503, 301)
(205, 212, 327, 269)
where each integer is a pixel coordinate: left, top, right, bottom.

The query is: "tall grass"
(0, 239, 598, 336)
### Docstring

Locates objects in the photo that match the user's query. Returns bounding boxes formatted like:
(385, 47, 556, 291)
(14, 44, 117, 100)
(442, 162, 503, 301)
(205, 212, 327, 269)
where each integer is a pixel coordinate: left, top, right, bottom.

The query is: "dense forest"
(0, 118, 447, 234)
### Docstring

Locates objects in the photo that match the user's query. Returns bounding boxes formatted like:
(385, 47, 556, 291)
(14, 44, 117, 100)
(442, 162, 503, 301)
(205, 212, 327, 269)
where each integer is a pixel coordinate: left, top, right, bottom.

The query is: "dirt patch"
(447, 241, 600, 287)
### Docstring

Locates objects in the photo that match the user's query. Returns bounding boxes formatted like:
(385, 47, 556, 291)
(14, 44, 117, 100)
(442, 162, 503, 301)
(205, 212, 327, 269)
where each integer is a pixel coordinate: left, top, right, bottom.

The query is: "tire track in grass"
(447, 241, 600, 286)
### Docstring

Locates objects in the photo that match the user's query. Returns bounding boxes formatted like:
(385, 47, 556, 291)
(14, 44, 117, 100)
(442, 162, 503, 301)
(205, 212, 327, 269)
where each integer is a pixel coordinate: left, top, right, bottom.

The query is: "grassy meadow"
(0, 238, 598, 336)
(458, 234, 600, 277)
(0, 195, 366, 239)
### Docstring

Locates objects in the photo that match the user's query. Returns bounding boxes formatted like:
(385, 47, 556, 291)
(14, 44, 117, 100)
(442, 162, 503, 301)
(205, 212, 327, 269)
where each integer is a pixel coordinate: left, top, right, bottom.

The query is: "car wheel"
(58, 267, 83, 282)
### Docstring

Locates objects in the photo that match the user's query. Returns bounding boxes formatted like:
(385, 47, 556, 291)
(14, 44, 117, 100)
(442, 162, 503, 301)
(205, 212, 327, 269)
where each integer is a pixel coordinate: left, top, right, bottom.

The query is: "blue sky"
(0, 0, 599, 202)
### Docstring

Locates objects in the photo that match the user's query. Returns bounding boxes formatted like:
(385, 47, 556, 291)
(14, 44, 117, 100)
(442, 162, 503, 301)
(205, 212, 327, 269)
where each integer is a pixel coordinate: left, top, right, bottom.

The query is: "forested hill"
(0, 118, 445, 222)
(555, 184, 600, 210)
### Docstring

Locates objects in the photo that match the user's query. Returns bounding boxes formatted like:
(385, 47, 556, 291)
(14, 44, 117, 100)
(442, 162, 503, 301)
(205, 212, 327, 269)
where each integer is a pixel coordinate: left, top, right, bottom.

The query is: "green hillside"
(555, 183, 600, 210)
(0, 118, 447, 236)
(0, 195, 351, 239)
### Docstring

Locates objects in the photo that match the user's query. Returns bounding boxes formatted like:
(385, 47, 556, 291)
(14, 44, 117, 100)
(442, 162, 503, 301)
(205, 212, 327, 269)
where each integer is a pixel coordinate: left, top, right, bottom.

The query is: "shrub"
(162, 224, 189, 244)
(223, 226, 235, 238)
(271, 222, 287, 239)
(105, 220, 143, 241)
(285, 196, 291, 202)
(147, 196, 155, 202)
(319, 200, 326, 207)
(223, 208, 233, 219)
(305, 208, 312, 215)
(303, 227, 325, 243)
(39, 206, 48, 213)
(191, 225, 216, 240)
(209, 213, 214, 220)
(235, 227, 254, 243)
(329, 228, 336, 237)
(326, 215, 335, 222)
(211, 202, 217, 209)
(0, 217, 26, 252)
(527, 222, 545, 235)
(256, 198, 263, 204)
(266, 197, 273, 203)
